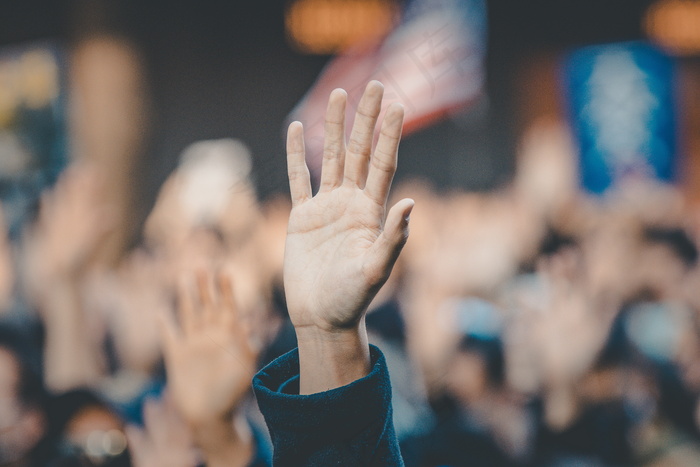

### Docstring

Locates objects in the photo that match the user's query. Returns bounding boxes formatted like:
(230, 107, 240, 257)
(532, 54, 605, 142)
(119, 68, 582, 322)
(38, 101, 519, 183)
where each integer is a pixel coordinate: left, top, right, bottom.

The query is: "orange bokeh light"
(645, 0, 700, 55)
(285, 0, 399, 54)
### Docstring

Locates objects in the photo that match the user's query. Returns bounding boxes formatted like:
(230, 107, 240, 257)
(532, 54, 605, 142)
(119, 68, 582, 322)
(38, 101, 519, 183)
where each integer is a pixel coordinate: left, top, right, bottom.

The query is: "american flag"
(288, 0, 488, 180)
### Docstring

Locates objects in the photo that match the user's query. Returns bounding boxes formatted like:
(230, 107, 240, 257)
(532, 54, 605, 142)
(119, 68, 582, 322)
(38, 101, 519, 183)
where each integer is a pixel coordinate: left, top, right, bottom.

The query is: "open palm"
(284, 81, 414, 332)
(159, 271, 256, 425)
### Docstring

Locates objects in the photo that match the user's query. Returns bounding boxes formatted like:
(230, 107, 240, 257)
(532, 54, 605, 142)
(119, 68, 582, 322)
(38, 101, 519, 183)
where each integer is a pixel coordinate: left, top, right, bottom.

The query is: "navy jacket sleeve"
(252, 344, 405, 466)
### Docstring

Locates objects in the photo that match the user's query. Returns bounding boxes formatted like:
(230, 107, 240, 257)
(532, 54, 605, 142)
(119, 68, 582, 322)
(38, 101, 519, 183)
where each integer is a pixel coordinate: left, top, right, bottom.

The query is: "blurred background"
(3, 0, 700, 466)
(3, 0, 699, 249)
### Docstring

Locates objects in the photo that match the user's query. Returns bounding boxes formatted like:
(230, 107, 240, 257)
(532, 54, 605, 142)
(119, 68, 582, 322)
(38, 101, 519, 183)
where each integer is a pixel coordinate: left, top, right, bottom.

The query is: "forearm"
(191, 412, 253, 467)
(543, 378, 581, 430)
(253, 344, 404, 466)
(42, 279, 104, 391)
(295, 319, 371, 395)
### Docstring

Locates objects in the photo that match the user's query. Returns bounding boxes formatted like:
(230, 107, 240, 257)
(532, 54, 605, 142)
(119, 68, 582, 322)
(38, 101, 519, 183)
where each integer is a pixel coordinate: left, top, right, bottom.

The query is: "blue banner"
(562, 42, 678, 194)
(0, 42, 68, 237)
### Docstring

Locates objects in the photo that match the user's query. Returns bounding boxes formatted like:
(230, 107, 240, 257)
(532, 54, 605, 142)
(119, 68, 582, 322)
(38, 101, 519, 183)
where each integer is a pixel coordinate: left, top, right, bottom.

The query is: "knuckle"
(325, 116, 344, 127)
(287, 167, 305, 181)
(347, 137, 371, 157)
(356, 106, 379, 120)
(362, 261, 388, 288)
(371, 153, 396, 174)
(323, 141, 343, 160)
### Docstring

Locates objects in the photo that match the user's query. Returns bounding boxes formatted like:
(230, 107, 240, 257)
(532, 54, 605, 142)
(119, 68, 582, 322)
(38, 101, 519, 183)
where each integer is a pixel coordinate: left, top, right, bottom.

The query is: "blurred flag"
(562, 42, 678, 194)
(0, 43, 67, 237)
(288, 0, 487, 179)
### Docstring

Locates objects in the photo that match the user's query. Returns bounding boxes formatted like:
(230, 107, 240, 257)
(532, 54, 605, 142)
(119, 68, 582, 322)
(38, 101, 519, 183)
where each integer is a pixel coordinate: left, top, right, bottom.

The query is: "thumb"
(366, 198, 414, 285)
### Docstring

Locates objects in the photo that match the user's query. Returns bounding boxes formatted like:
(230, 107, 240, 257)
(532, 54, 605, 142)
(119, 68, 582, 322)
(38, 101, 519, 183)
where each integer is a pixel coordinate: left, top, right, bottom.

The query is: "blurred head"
(49, 389, 129, 467)
(636, 227, 698, 300)
(446, 336, 505, 405)
(144, 138, 260, 254)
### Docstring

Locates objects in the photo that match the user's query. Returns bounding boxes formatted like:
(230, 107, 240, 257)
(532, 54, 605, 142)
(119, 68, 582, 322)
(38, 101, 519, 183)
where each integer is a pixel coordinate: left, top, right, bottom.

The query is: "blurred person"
(395, 191, 533, 396)
(22, 164, 113, 393)
(606, 179, 687, 230)
(401, 333, 536, 467)
(637, 226, 698, 302)
(577, 208, 644, 308)
(7, 39, 700, 467)
(69, 35, 148, 265)
(92, 249, 171, 380)
(514, 119, 578, 223)
(530, 239, 619, 431)
(47, 389, 130, 467)
(400, 192, 523, 299)
(498, 231, 635, 465)
(135, 139, 277, 366)
(563, 306, 700, 467)
(0, 324, 55, 467)
(143, 138, 260, 265)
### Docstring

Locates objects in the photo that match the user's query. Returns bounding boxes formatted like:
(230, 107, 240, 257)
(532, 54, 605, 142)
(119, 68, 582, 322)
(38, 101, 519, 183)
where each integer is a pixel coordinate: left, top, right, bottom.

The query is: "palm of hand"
(283, 81, 413, 334)
(535, 259, 615, 383)
(23, 165, 112, 310)
(160, 272, 256, 426)
(167, 325, 254, 424)
(285, 186, 386, 330)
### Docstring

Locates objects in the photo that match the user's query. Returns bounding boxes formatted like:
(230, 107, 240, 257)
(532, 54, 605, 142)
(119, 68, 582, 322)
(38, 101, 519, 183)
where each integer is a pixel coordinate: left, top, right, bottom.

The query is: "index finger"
(286, 121, 311, 206)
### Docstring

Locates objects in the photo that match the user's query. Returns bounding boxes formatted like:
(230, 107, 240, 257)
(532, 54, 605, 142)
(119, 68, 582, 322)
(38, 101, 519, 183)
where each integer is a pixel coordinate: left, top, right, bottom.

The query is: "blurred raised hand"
(24, 164, 114, 300)
(24, 165, 114, 391)
(159, 270, 256, 467)
(530, 247, 619, 429)
(96, 249, 171, 375)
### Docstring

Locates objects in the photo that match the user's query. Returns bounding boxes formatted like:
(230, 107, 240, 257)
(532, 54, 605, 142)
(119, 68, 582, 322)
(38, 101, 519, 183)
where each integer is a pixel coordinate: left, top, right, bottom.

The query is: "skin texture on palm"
(283, 80, 414, 394)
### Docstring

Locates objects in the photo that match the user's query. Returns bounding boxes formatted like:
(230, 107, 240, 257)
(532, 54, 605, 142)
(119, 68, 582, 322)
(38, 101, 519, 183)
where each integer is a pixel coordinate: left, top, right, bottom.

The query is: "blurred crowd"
(3, 119, 700, 467)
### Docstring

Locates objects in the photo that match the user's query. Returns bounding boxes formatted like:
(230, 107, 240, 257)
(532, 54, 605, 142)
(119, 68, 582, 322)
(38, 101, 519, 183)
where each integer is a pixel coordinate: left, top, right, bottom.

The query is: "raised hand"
(24, 164, 113, 298)
(284, 81, 413, 330)
(26, 165, 113, 390)
(101, 250, 171, 374)
(158, 270, 256, 466)
(283, 80, 414, 393)
(160, 271, 256, 425)
(527, 249, 618, 429)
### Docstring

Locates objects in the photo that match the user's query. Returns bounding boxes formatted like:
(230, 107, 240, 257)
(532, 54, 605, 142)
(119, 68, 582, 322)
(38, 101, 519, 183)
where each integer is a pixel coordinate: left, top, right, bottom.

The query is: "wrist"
(294, 321, 371, 395)
(191, 412, 253, 467)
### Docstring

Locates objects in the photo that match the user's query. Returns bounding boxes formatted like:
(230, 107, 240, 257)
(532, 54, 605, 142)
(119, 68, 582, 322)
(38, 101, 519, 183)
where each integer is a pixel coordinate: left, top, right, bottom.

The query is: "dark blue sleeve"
(252, 344, 404, 467)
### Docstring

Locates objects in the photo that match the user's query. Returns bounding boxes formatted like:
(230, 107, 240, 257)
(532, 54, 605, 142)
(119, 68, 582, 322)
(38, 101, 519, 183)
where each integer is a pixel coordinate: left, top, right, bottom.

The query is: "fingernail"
(405, 199, 415, 221)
